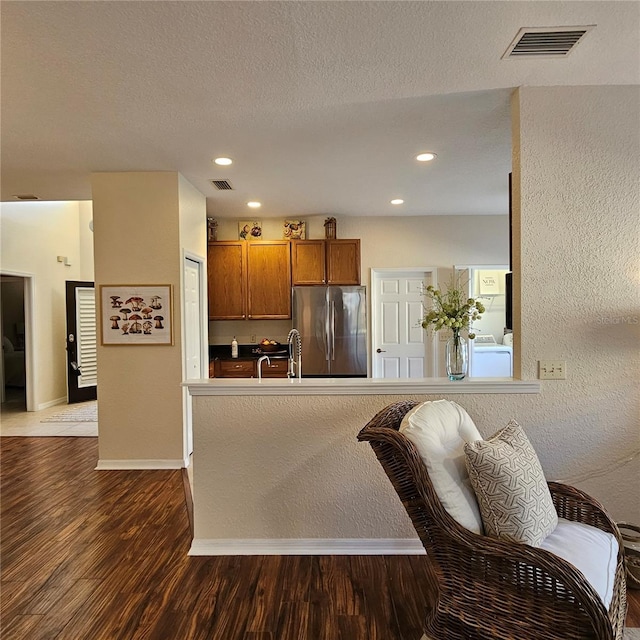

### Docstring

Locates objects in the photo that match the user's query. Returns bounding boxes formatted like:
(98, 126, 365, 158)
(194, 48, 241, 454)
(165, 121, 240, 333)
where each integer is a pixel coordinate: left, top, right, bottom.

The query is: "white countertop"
(185, 377, 540, 396)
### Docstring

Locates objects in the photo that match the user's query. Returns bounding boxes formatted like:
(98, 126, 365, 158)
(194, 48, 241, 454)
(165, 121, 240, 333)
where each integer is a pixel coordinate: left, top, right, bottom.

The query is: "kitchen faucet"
(287, 329, 302, 379)
(256, 355, 271, 380)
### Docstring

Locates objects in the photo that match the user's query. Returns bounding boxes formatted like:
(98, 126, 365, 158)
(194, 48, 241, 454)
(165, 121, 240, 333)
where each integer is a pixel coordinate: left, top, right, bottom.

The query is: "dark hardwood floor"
(1, 436, 638, 639)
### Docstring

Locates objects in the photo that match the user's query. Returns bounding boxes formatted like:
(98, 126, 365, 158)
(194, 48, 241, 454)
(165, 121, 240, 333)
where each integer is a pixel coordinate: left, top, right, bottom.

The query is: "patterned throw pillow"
(464, 421, 558, 546)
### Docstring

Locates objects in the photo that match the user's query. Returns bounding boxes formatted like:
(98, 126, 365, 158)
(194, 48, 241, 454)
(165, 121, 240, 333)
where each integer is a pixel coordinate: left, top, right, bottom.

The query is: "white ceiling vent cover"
(502, 26, 595, 59)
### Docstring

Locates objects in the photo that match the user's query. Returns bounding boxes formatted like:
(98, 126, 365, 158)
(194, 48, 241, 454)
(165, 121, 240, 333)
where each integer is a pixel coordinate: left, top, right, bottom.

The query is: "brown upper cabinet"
(291, 239, 360, 286)
(208, 240, 291, 320)
(246, 241, 291, 319)
(207, 241, 246, 320)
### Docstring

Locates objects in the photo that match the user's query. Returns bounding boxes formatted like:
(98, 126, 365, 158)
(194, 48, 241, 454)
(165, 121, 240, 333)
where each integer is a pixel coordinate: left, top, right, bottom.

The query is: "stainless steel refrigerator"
(292, 286, 367, 377)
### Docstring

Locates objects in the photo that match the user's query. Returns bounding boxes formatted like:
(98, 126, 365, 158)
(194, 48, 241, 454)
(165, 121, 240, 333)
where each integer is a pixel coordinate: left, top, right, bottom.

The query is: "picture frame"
(283, 219, 306, 239)
(477, 270, 502, 295)
(238, 220, 262, 240)
(100, 285, 173, 345)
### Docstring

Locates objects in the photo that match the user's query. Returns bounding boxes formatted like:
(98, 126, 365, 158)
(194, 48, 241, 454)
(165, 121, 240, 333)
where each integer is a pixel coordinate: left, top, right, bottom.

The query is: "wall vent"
(502, 26, 594, 59)
(210, 179, 233, 190)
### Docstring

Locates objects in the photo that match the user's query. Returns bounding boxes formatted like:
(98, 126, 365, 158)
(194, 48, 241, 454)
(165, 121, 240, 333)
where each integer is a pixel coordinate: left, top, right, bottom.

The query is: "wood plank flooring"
(1, 436, 639, 639)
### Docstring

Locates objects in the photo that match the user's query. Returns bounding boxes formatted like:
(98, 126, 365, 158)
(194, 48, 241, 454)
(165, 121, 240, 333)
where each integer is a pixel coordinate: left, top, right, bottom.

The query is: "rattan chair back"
(357, 400, 627, 640)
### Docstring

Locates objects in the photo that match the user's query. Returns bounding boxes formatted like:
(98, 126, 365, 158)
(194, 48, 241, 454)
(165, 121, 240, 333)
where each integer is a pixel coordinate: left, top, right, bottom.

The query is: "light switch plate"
(539, 360, 566, 380)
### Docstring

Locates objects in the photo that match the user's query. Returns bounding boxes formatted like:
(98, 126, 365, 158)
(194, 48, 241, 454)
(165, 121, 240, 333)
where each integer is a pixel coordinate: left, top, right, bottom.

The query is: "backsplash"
(208, 319, 292, 346)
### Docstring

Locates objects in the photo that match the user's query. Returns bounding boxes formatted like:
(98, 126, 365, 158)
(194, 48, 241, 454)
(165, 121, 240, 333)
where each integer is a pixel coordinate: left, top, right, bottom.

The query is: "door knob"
(376, 348, 386, 353)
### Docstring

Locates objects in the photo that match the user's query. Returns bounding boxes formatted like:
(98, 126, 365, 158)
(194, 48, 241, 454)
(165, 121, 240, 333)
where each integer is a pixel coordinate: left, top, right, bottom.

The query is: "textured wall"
(514, 84, 640, 518)
(193, 85, 640, 543)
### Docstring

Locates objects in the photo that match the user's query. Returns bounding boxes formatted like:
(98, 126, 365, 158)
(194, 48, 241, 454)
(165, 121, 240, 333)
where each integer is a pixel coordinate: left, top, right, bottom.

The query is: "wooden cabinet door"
(259, 359, 289, 378)
(326, 239, 361, 285)
(246, 241, 291, 319)
(291, 240, 326, 285)
(214, 359, 255, 378)
(207, 242, 246, 319)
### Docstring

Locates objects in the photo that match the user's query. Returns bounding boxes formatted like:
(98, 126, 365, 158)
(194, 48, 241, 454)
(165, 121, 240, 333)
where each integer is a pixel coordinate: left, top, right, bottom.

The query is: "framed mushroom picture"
(100, 285, 173, 345)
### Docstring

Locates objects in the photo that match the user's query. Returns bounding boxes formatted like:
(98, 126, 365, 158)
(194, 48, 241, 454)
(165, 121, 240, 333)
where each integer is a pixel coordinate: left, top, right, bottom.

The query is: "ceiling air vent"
(210, 179, 233, 190)
(502, 26, 594, 59)
(13, 194, 40, 200)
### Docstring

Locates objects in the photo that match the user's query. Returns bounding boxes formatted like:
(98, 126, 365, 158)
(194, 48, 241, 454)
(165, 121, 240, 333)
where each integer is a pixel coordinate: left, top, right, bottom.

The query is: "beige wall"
(0, 201, 95, 408)
(213, 214, 509, 283)
(192, 84, 640, 544)
(92, 172, 206, 466)
(210, 214, 508, 345)
(78, 201, 95, 282)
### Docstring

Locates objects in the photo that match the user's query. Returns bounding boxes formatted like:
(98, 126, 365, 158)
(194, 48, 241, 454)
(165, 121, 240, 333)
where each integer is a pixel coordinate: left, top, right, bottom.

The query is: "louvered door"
(66, 281, 97, 403)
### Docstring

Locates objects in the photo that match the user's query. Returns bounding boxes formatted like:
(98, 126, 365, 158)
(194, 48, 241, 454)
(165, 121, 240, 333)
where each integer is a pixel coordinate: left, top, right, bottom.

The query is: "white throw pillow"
(399, 400, 484, 534)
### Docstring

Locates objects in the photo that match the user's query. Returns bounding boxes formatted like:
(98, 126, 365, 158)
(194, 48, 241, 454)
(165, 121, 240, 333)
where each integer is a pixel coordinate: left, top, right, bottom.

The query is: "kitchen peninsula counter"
(185, 376, 540, 557)
(187, 376, 540, 395)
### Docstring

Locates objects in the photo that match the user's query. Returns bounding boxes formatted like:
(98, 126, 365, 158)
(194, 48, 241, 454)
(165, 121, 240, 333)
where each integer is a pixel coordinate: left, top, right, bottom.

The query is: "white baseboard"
(95, 459, 185, 470)
(37, 396, 67, 411)
(188, 538, 426, 556)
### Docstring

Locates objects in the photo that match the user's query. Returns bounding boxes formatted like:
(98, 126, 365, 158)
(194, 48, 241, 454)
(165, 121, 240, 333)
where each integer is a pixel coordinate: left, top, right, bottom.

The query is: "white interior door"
(455, 265, 510, 377)
(371, 269, 436, 379)
(183, 256, 205, 457)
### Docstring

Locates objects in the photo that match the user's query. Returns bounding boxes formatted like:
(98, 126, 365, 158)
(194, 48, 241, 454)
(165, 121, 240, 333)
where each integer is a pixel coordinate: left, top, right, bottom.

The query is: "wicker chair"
(357, 400, 627, 640)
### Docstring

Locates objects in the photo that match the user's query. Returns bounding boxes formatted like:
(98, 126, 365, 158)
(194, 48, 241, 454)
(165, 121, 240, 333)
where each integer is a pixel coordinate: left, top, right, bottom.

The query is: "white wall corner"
(37, 396, 67, 411)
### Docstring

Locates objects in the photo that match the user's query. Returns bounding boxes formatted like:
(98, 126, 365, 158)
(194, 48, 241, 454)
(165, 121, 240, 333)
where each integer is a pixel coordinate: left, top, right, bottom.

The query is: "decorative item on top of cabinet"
(324, 217, 337, 239)
(207, 217, 218, 242)
(283, 220, 306, 239)
(291, 239, 360, 286)
(207, 240, 291, 320)
(238, 220, 262, 240)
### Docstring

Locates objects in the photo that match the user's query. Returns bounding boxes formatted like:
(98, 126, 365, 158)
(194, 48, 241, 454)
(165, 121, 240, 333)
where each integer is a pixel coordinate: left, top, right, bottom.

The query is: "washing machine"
(471, 335, 513, 377)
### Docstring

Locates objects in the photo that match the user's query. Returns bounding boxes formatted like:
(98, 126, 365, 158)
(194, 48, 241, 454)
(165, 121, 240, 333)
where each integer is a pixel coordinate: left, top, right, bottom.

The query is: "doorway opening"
(455, 265, 511, 378)
(1, 273, 36, 412)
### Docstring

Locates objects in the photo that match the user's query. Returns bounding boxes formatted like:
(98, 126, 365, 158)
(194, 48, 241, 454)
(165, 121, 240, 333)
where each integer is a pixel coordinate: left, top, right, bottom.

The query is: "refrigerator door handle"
(330, 300, 336, 361)
(324, 299, 331, 362)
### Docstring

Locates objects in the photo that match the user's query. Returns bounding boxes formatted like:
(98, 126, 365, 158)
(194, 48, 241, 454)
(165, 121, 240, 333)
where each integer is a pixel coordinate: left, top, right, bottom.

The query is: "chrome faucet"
(287, 328, 302, 379)
(256, 355, 271, 380)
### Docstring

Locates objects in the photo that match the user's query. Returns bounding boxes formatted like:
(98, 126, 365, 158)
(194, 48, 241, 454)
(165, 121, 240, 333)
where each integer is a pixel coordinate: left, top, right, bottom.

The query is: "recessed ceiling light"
(390, 199, 404, 205)
(247, 201, 261, 208)
(214, 157, 233, 166)
(416, 152, 437, 162)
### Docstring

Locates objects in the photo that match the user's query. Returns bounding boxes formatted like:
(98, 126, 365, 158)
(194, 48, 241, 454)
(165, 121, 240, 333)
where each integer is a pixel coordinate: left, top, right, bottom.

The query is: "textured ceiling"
(1, 1, 638, 217)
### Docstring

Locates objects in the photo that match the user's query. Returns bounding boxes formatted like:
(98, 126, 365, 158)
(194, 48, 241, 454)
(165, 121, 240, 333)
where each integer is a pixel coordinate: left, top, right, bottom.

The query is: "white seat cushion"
(399, 400, 484, 533)
(540, 517, 619, 609)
